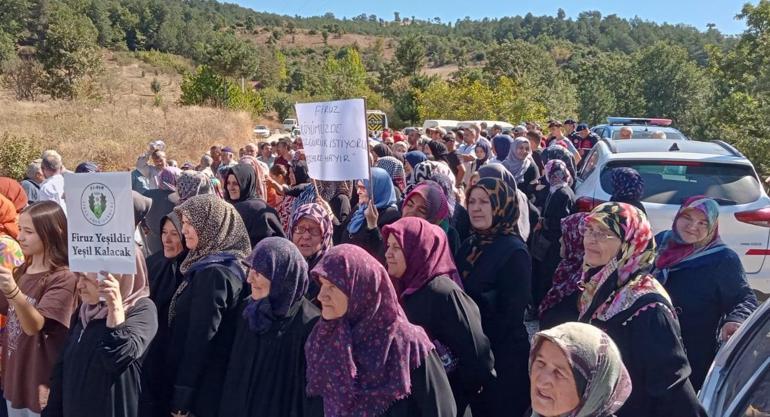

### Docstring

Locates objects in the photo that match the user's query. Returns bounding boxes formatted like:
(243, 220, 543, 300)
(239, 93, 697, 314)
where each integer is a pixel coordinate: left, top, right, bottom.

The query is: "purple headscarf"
(305, 244, 435, 417)
(402, 181, 449, 225)
(382, 217, 462, 296)
(243, 237, 309, 333)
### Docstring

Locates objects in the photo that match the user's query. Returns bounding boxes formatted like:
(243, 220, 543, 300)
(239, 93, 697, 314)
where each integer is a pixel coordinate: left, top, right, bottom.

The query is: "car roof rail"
(600, 138, 617, 153)
(710, 140, 745, 158)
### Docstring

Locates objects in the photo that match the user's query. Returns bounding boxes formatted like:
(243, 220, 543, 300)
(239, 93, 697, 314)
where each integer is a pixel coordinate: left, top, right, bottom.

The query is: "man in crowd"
(564, 119, 581, 149)
(489, 124, 503, 139)
(39, 151, 67, 214)
(442, 132, 465, 184)
(258, 143, 275, 168)
(407, 129, 421, 152)
(20, 160, 44, 203)
(428, 127, 446, 142)
(457, 124, 480, 186)
(210, 145, 223, 172)
(547, 120, 581, 163)
(575, 123, 600, 159)
(619, 126, 634, 139)
(274, 138, 293, 169)
(217, 146, 237, 178)
(513, 125, 527, 137)
(243, 143, 259, 158)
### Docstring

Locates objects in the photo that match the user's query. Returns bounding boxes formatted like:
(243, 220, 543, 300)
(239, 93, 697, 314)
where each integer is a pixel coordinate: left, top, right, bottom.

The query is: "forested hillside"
(1, 0, 769, 173)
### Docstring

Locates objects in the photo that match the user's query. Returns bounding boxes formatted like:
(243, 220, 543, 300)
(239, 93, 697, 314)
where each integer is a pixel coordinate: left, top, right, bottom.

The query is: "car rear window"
(611, 128, 685, 140)
(600, 160, 761, 205)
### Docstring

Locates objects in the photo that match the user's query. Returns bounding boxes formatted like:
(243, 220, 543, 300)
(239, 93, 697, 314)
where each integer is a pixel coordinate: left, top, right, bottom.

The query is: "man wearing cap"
(217, 146, 237, 178)
(575, 123, 599, 159)
(429, 127, 447, 141)
(546, 120, 581, 162)
(490, 124, 503, 138)
(564, 119, 581, 149)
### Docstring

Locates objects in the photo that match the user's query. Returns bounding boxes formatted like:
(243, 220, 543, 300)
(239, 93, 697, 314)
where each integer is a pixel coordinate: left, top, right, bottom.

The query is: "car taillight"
(576, 197, 606, 212)
(735, 208, 770, 227)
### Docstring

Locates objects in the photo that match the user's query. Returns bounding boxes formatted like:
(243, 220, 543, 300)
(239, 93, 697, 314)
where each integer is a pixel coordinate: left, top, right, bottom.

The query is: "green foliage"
(133, 50, 191, 74)
(37, 4, 103, 99)
(2, 56, 44, 100)
(0, 133, 42, 180)
(395, 36, 425, 76)
(180, 65, 264, 117)
(150, 77, 161, 94)
(260, 87, 294, 120)
(0, 31, 15, 66)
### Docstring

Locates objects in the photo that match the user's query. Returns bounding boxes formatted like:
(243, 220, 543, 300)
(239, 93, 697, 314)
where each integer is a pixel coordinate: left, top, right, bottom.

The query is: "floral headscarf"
(545, 159, 572, 191)
(539, 213, 588, 318)
(289, 202, 334, 258)
(412, 160, 455, 188)
(654, 196, 725, 281)
(402, 181, 449, 225)
(243, 237, 309, 333)
(376, 156, 407, 192)
(610, 167, 644, 202)
(382, 217, 463, 296)
(305, 244, 435, 417)
(173, 194, 251, 274)
(176, 171, 213, 203)
(578, 202, 672, 322)
(157, 167, 182, 192)
(530, 322, 632, 417)
(316, 180, 352, 202)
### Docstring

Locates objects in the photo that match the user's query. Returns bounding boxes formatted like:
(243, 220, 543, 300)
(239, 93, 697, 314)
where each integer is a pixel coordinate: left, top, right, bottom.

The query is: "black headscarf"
(427, 140, 450, 164)
(291, 160, 310, 185)
(147, 213, 188, 310)
(223, 163, 258, 203)
(373, 143, 394, 159)
(133, 191, 152, 227)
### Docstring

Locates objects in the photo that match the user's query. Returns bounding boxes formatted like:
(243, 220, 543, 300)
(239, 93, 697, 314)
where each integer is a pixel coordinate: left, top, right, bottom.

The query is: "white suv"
(575, 139, 770, 296)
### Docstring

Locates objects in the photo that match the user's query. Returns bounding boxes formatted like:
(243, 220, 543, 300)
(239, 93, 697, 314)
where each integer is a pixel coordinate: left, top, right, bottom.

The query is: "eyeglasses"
(294, 225, 322, 237)
(584, 228, 619, 243)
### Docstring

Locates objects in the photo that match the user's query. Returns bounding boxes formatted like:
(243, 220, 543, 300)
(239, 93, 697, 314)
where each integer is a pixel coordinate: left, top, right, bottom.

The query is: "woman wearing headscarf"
(404, 151, 428, 185)
(341, 167, 400, 261)
(609, 167, 646, 214)
(473, 140, 491, 172)
(305, 244, 457, 417)
(272, 161, 314, 233)
(490, 134, 512, 164)
(316, 181, 352, 244)
(532, 159, 575, 312)
(174, 171, 213, 204)
(538, 213, 588, 330)
(218, 238, 322, 417)
(393, 141, 409, 159)
(141, 213, 188, 417)
(529, 322, 631, 417)
(376, 156, 407, 197)
(427, 140, 451, 167)
(540, 145, 576, 184)
(477, 163, 537, 243)
(43, 265, 157, 417)
(503, 137, 540, 198)
(413, 160, 456, 189)
(401, 181, 461, 255)
(372, 142, 394, 163)
(653, 196, 757, 390)
(144, 167, 181, 255)
(166, 195, 252, 417)
(455, 178, 532, 417)
(382, 218, 494, 415)
(0, 177, 28, 213)
(223, 163, 285, 248)
(579, 202, 706, 417)
(239, 156, 269, 200)
(289, 203, 334, 301)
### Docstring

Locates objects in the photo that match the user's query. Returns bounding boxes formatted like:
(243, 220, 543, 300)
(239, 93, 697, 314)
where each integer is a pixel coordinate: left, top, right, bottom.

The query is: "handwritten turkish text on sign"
(64, 172, 137, 274)
(295, 98, 369, 181)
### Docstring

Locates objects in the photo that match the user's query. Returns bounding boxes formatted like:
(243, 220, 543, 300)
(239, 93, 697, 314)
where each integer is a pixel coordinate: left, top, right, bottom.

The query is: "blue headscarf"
(404, 151, 428, 170)
(492, 135, 513, 160)
(347, 167, 397, 234)
(243, 237, 309, 333)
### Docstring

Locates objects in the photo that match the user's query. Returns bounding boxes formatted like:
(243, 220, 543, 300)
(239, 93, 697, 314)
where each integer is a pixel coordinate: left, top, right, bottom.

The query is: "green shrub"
(0, 133, 43, 180)
(134, 51, 192, 75)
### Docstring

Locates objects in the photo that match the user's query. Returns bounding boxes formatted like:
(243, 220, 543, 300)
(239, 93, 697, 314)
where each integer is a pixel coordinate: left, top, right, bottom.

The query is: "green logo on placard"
(80, 183, 116, 226)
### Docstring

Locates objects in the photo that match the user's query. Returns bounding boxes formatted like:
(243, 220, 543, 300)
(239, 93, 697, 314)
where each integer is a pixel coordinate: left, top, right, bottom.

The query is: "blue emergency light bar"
(607, 117, 672, 127)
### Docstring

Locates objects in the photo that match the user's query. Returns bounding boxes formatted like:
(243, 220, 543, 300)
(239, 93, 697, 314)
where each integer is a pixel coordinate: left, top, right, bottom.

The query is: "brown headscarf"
(0, 194, 19, 239)
(0, 178, 28, 213)
(78, 248, 150, 327)
(173, 194, 251, 274)
(239, 156, 268, 200)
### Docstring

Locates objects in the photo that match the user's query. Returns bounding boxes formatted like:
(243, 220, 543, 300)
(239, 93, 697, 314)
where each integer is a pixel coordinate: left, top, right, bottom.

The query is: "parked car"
(282, 118, 297, 132)
(253, 125, 270, 138)
(699, 299, 770, 417)
(423, 119, 460, 132)
(458, 120, 514, 131)
(575, 139, 770, 296)
(591, 117, 689, 140)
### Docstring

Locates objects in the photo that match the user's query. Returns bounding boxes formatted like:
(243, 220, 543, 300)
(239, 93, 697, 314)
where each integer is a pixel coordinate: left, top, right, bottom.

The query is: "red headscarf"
(0, 178, 27, 213)
(0, 194, 19, 239)
(382, 217, 462, 296)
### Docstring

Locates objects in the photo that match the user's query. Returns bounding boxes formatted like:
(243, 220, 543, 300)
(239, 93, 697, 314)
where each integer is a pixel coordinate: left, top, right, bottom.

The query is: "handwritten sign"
(64, 172, 137, 274)
(295, 98, 370, 181)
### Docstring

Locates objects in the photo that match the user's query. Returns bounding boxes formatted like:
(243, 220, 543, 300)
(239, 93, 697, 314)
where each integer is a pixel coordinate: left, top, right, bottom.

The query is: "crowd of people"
(0, 118, 760, 417)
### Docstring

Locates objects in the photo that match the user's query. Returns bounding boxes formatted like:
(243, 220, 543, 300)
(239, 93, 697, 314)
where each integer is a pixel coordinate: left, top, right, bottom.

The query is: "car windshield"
(600, 160, 761, 205)
(255, 125, 267, 129)
(611, 127, 684, 139)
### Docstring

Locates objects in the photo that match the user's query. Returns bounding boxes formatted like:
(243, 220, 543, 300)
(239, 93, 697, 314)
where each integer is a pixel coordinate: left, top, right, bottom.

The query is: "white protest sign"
(64, 172, 137, 274)
(295, 98, 370, 181)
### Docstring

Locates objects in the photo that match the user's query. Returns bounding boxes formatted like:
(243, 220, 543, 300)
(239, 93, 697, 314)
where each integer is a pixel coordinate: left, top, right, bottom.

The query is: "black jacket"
(44, 298, 158, 417)
(380, 351, 457, 417)
(340, 205, 401, 263)
(167, 264, 244, 417)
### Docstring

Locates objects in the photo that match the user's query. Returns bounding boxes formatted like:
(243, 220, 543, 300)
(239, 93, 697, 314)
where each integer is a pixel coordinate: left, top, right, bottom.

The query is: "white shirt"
(38, 174, 67, 215)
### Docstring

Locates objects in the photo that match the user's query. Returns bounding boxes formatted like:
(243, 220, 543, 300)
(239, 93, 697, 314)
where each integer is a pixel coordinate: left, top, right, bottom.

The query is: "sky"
(234, 0, 755, 35)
